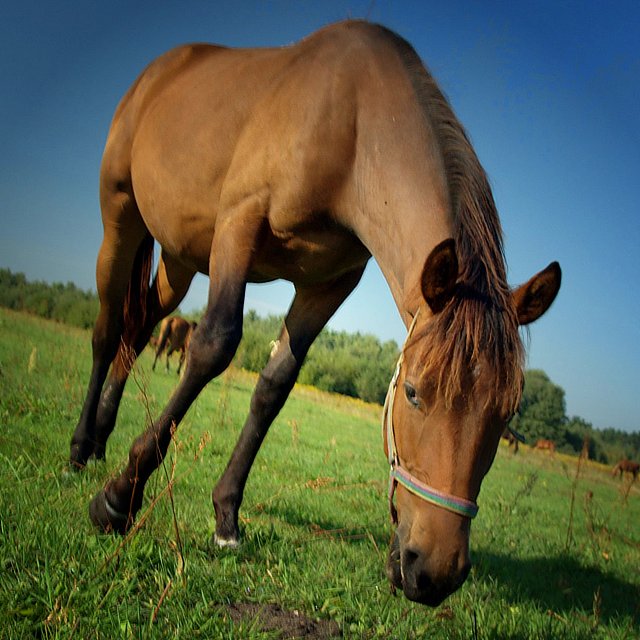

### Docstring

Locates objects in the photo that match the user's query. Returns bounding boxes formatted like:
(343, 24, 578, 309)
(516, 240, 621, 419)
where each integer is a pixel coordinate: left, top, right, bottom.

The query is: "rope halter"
(383, 308, 479, 523)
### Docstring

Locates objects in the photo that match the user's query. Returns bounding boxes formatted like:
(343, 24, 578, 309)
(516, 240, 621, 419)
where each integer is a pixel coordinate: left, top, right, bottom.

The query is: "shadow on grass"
(250, 502, 391, 550)
(474, 550, 640, 623)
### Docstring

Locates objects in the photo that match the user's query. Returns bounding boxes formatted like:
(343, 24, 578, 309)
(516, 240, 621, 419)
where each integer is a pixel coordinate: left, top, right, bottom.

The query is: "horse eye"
(404, 381, 420, 408)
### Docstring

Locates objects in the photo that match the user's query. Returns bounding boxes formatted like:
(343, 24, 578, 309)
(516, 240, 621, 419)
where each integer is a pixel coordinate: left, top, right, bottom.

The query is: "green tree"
(511, 369, 566, 442)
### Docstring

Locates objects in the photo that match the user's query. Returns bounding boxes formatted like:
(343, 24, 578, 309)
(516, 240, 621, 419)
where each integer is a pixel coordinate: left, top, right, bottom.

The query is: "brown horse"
(612, 459, 640, 480)
(534, 439, 556, 453)
(69, 21, 561, 606)
(152, 316, 197, 374)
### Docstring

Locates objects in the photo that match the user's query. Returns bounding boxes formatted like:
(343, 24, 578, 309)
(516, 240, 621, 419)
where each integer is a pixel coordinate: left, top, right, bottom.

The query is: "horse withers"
(69, 21, 561, 606)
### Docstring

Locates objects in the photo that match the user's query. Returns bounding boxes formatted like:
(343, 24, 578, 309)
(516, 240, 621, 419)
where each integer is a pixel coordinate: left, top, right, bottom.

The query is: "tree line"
(0, 269, 99, 329)
(511, 369, 639, 464)
(1, 268, 637, 463)
(235, 309, 399, 405)
(0, 267, 397, 405)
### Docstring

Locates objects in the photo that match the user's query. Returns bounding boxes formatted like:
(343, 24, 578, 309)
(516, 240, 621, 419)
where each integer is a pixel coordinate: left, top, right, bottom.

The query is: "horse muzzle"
(385, 531, 471, 606)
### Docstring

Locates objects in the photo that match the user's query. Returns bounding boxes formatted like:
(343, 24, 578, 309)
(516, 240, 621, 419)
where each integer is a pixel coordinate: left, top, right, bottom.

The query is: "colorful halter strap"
(383, 308, 479, 523)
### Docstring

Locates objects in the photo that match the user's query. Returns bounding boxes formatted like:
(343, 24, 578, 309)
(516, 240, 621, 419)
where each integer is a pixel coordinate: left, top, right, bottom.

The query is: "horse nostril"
(400, 546, 472, 605)
(402, 547, 430, 589)
(402, 548, 420, 569)
(401, 547, 436, 597)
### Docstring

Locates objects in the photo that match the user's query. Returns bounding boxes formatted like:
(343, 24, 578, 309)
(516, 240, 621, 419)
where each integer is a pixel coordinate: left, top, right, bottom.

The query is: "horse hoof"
(214, 533, 240, 549)
(69, 448, 88, 471)
(92, 446, 106, 461)
(89, 490, 130, 535)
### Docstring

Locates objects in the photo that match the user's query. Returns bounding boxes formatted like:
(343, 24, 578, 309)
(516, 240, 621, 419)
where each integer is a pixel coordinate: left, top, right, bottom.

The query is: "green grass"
(0, 307, 638, 639)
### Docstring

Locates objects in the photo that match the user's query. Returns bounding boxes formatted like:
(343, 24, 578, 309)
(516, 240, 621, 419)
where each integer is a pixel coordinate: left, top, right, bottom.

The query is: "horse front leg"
(212, 336, 299, 546)
(89, 291, 245, 533)
(213, 267, 365, 546)
(88, 195, 265, 534)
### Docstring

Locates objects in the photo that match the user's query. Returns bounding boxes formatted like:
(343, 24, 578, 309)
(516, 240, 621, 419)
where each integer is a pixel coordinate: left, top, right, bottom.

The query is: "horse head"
(384, 239, 561, 605)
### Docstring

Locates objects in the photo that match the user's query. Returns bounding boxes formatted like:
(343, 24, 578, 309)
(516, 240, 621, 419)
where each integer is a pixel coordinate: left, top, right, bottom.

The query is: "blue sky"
(1, 1, 638, 432)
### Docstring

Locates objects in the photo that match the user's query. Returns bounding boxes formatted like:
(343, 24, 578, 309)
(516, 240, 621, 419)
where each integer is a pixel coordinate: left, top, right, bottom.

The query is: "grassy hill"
(0, 308, 638, 638)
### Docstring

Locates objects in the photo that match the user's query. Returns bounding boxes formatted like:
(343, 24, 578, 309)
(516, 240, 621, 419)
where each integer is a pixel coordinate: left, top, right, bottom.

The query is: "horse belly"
(250, 223, 370, 286)
(142, 203, 216, 274)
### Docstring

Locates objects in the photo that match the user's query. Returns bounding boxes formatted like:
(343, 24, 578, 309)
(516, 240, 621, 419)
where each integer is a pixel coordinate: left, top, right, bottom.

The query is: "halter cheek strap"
(383, 309, 479, 523)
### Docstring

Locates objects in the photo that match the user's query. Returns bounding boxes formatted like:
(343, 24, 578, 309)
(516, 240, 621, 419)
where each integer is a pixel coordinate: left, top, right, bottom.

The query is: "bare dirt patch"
(223, 602, 341, 638)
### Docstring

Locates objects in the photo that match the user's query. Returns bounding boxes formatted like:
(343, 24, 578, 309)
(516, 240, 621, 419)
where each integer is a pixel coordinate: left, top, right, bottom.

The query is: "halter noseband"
(383, 309, 479, 523)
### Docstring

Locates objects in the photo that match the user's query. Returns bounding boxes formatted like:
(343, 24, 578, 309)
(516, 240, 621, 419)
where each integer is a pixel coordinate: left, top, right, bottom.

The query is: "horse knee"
(187, 324, 242, 380)
(240, 339, 291, 412)
(251, 366, 294, 418)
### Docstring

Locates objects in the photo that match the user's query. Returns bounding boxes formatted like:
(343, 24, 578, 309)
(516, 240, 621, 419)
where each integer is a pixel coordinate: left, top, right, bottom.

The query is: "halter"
(383, 308, 479, 523)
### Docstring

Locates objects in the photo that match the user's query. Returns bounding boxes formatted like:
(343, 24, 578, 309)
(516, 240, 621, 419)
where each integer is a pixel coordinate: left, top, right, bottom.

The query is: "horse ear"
(513, 261, 561, 325)
(421, 239, 459, 313)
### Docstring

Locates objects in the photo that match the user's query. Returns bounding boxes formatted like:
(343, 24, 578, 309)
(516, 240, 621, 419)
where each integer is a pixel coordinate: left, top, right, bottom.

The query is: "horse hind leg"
(69, 194, 151, 468)
(152, 318, 171, 371)
(93, 254, 195, 460)
(165, 345, 176, 372)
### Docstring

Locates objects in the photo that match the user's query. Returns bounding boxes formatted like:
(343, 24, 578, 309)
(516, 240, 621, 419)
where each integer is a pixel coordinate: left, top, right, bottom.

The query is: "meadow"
(0, 307, 638, 639)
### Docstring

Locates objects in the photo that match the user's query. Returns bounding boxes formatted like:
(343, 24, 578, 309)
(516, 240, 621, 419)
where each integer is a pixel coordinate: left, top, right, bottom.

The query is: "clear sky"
(1, 1, 638, 432)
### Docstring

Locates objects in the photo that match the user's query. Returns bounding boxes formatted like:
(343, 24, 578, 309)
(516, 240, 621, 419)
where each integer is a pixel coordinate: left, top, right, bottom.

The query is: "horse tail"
(121, 233, 155, 351)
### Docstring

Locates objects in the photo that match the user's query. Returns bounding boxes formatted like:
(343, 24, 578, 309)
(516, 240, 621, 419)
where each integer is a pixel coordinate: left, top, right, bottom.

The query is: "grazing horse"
(534, 439, 556, 453)
(612, 459, 639, 481)
(152, 316, 197, 374)
(502, 429, 520, 454)
(69, 21, 561, 606)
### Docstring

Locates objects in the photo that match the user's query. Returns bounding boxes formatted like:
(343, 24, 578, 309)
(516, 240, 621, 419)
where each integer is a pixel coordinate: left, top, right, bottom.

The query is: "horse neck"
(345, 139, 453, 328)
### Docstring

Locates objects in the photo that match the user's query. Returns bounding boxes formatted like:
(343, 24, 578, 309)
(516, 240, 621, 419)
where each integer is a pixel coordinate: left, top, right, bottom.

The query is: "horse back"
(100, 21, 434, 284)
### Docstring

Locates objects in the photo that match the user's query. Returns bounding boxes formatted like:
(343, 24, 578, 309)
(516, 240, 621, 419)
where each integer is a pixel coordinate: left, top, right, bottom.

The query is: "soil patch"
(223, 602, 341, 638)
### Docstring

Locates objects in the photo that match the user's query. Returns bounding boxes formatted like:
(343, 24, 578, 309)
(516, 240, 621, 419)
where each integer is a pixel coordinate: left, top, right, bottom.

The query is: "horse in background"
(612, 459, 639, 481)
(152, 317, 197, 375)
(535, 439, 556, 454)
(501, 429, 519, 453)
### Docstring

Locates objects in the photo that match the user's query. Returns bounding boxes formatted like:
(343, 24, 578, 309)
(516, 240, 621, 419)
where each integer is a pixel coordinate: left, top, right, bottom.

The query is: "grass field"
(1, 307, 639, 639)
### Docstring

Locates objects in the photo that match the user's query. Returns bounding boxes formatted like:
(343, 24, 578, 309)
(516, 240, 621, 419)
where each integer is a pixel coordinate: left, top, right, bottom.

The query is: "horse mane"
(381, 25, 525, 415)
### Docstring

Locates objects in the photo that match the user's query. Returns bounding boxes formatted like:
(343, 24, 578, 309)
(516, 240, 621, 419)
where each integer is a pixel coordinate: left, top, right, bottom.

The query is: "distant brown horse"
(152, 316, 197, 374)
(502, 429, 520, 453)
(612, 459, 639, 481)
(69, 21, 561, 606)
(535, 439, 556, 454)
